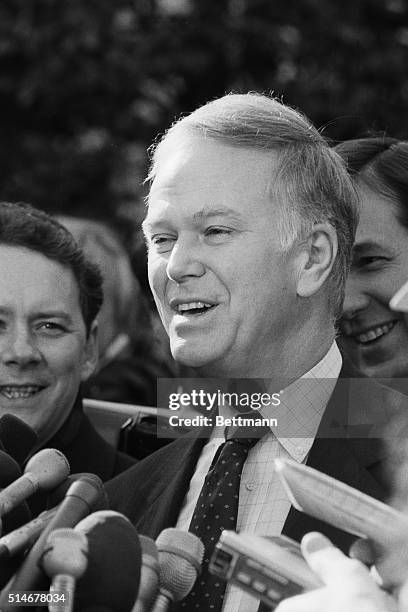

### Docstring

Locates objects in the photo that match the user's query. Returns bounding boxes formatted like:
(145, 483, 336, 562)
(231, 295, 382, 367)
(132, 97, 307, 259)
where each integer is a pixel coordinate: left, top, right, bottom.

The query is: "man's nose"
(166, 238, 205, 283)
(342, 274, 370, 320)
(1, 328, 42, 367)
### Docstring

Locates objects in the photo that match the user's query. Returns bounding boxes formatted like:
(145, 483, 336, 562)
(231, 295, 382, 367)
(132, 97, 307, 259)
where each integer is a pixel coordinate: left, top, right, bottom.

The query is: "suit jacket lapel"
(282, 367, 389, 551)
(134, 433, 208, 538)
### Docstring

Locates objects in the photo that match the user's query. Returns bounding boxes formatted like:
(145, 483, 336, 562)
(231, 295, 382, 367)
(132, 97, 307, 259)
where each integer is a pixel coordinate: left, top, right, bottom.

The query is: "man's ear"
(81, 320, 99, 381)
(295, 223, 338, 298)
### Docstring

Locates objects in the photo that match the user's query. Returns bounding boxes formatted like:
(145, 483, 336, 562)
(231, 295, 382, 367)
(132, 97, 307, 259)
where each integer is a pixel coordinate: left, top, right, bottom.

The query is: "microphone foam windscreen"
(0, 415, 38, 466)
(46, 474, 109, 512)
(156, 528, 204, 601)
(75, 511, 141, 612)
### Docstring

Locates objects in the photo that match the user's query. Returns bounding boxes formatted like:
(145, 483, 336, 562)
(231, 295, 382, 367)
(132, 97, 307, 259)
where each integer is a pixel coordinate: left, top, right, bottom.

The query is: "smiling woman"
(335, 138, 408, 379)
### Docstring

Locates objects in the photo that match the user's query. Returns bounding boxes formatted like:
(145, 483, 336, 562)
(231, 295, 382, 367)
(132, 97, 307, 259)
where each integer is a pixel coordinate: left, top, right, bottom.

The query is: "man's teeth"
(177, 301, 212, 313)
(1, 386, 42, 399)
(356, 322, 395, 344)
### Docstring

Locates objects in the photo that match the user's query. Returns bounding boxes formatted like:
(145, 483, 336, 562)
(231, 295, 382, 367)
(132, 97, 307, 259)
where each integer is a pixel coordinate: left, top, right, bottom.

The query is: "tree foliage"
(1, 0, 407, 238)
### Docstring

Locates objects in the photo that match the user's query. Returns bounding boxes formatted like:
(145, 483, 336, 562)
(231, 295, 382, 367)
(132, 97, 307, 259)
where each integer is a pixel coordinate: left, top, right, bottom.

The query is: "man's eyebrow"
(142, 207, 244, 234)
(32, 311, 74, 324)
(0, 307, 74, 323)
(191, 208, 244, 223)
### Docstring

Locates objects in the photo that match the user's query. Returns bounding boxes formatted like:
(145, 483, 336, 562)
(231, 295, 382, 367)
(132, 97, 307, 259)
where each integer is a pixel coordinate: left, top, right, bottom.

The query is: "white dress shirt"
(176, 341, 342, 612)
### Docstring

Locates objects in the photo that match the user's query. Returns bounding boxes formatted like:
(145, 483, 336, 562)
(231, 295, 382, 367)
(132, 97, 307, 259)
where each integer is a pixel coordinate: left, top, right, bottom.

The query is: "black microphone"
(74, 510, 141, 612)
(0, 448, 70, 517)
(0, 474, 104, 610)
(151, 528, 204, 612)
(0, 414, 38, 466)
(132, 535, 159, 612)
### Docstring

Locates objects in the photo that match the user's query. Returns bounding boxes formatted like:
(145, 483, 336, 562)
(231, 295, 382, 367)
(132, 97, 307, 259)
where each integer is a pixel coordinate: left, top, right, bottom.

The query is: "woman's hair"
(335, 137, 408, 228)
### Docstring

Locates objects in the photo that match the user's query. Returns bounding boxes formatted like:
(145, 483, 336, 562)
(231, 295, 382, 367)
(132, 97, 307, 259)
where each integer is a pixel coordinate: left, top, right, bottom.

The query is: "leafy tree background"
(1, 0, 408, 264)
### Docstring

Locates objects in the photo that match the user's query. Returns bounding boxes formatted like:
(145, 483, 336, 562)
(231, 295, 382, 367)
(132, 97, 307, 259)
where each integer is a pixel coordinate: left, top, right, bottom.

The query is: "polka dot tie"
(177, 425, 267, 612)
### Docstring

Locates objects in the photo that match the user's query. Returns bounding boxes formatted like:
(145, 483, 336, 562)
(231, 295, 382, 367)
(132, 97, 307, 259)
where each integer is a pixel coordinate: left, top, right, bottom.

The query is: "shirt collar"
(216, 341, 342, 460)
(263, 341, 342, 462)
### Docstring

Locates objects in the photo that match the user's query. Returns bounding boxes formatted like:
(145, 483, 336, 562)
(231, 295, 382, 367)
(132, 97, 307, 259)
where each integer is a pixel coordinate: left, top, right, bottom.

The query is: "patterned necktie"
(177, 420, 268, 612)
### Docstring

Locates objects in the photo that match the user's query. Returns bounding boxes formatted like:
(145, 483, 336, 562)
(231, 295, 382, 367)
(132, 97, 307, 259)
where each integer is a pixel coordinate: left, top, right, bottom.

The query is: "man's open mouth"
(354, 321, 397, 345)
(0, 385, 44, 399)
(176, 301, 216, 315)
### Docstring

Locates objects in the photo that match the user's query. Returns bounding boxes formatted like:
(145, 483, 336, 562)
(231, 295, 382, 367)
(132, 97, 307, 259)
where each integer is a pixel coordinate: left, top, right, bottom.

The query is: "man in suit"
(107, 93, 407, 612)
(0, 201, 136, 490)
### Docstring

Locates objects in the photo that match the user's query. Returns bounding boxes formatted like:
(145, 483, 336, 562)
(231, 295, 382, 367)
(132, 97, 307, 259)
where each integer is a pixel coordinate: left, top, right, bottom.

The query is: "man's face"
(340, 184, 408, 378)
(144, 136, 302, 376)
(0, 245, 98, 444)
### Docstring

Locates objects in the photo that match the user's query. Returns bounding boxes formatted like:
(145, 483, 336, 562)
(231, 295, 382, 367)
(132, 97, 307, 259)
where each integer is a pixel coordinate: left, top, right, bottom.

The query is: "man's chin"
(171, 339, 222, 370)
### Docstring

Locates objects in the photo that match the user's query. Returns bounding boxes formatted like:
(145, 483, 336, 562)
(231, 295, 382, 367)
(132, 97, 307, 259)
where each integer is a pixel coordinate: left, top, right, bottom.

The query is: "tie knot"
(224, 411, 269, 445)
(225, 436, 261, 451)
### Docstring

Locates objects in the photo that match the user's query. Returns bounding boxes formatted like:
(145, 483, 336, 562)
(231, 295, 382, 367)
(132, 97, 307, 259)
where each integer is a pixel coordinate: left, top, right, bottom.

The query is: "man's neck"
(196, 325, 336, 380)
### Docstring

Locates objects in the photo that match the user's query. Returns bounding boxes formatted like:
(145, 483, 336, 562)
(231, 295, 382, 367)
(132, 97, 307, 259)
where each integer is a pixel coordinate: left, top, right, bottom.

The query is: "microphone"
(0, 449, 32, 534)
(0, 506, 58, 562)
(0, 474, 104, 610)
(46, 473, 109, 513)
(132, 535, 159, 612)
(0, 450, 32, 587)
(41, 528, 88, 612)
(74, 510, 142, 612)
(0, 414, 38, 465)
(151, 528, 204, 612)
(0, 448, 70, 517)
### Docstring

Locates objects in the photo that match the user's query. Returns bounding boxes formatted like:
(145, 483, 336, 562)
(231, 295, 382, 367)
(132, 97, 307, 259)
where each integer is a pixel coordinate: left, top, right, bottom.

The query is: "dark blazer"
(46, 394, 136, 481)
(28, 394, 136, 517)
(107, 357, 407, 553)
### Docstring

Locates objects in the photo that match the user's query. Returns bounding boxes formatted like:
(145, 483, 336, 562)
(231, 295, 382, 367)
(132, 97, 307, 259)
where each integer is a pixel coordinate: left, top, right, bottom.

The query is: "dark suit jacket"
(28, 394, 136, 517)
(107, 357, 407, 550)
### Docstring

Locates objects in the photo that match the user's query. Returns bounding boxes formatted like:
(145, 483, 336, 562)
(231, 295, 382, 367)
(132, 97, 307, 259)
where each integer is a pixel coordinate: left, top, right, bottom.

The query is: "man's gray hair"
(147, 93, 359, 318)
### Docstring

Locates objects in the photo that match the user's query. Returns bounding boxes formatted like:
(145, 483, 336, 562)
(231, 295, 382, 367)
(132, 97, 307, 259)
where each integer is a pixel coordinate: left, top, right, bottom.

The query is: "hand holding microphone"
(275, 533, 398, 612)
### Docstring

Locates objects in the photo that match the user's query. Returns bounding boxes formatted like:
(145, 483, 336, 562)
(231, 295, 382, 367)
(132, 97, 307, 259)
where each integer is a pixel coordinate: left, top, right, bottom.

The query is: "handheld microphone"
(46, 473, 109, 512)
(0, 506, 58, 561)
(0, 450, 32, 586)
(0, 474, 103, 610)
(0, 448, 70, 517)
(151, 528, 204, 612)
(132, 535, 159, 612)
(41, 528, 88, 612)
(74, 510, 142, 612)
(0, 414, 38, 465)
(0, 449, 31, 535)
